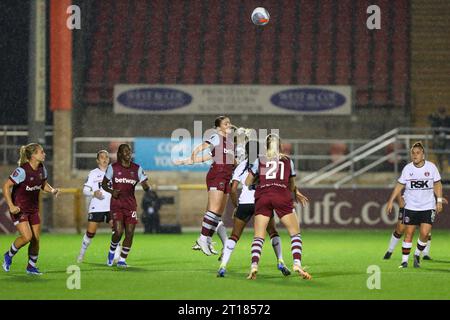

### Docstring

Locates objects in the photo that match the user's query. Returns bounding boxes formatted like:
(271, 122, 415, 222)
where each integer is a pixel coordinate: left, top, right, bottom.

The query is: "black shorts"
(402, 209, 436, 226)
(234, 204, 255, 223)
(398, 207, 404, 221)
(88, 211, 111, 223)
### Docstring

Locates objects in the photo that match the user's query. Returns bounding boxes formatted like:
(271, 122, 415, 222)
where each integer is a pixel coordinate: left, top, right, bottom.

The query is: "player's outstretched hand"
(173, 158, 193, 165)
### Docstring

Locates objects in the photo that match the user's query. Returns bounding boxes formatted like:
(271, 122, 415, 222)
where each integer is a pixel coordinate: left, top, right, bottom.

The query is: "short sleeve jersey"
(205, 133, 235, 176)
(398, 161, 441, 210)
(249, 156, 296, 198)
(84, 168, 112, 213)
(104, 162, 148, 212)
(9, 162, 48, 213)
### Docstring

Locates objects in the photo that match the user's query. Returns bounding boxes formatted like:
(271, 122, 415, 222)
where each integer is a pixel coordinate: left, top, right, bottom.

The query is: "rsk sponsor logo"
(410, 180, 429, 189)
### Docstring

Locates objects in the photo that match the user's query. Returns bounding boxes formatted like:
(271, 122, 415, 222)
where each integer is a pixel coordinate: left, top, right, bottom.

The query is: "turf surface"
(1, 230, 450, 300)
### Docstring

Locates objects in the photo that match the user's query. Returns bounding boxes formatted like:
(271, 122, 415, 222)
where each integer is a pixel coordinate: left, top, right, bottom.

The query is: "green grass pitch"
(1, 230, 450, 300)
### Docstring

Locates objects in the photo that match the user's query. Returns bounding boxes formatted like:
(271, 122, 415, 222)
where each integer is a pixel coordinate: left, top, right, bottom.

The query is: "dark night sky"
(0, 0, 30, 124)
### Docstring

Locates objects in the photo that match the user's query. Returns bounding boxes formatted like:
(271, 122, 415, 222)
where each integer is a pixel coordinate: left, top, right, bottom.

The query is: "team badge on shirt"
(425, 172, 430, 177)
(13, 170, 19, 177)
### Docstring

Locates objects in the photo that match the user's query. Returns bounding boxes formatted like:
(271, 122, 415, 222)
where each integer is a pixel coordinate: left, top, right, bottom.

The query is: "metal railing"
(72, 128, 449, 185)
(300, 127, 450, 187)
(0, 125, 53, 165)
(72, 137, 135, 171)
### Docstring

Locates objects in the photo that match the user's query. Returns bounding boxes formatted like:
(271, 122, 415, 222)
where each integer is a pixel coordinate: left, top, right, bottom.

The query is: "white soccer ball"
(251, 7, 270, 26)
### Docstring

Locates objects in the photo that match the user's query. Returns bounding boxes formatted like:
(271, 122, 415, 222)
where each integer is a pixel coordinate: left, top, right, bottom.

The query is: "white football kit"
(83, 168, 111, 213)
(398, 161, 441, 211)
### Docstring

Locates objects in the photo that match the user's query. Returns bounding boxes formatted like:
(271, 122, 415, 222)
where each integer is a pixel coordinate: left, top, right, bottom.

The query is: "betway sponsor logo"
(26, 185, 41, 192)
(114, 177, 137, 185)
(223, 148, 234, 155)
(296, 192, 397, 227)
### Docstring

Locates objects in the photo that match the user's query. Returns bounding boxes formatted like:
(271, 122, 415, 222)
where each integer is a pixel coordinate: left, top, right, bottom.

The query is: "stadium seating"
(82, 0, 411, 108)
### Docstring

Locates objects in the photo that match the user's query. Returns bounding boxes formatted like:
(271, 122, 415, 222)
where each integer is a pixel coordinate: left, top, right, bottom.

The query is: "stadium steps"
(200, 0, 221, 84)
(410, 0, 450, 127)
(334, 0, 352, 85)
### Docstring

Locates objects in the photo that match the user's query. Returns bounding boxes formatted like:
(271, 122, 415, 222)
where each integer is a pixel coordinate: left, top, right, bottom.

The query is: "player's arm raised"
(191, 142, 211, 163)
(173, 142, 212, 165)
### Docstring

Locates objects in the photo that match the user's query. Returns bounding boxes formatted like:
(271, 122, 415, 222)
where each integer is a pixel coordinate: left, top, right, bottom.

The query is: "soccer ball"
(251, 7, 270, 26)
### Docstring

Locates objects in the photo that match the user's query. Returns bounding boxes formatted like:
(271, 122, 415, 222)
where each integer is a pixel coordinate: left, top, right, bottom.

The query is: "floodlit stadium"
(0, 0, 449, 303)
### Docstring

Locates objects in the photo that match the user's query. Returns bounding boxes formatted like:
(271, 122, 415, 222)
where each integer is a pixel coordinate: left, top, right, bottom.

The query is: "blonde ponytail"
(266, 136, 278, 159)
(18, 143, 42, 166)
(266, 134, 287, 160)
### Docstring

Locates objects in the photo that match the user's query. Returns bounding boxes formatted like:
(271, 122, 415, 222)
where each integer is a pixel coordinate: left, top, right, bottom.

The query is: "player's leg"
(196, 190, 225, 256)
(117, 223, 135, 268)
(218, 215, 247, 277)
(384, 210, 406, 259)
(279, 212, 311, 280)
(400, 225, 415, 268)
(108, 213, 121, 262)
(27, 223, 42, 275)
(266, 217, 290, 276)
(3, 221, 33, 272)
(215, 194, 229, 255)
(108, 219, 124, 266)
(413, 223, 432, 268)
(77, 221, 98, 263)
(422, 233, 432, 260)
(247, 214, 270, 280)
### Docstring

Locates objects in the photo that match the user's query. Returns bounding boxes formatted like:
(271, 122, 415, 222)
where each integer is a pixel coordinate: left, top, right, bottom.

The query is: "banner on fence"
(114, 85, 352, 115)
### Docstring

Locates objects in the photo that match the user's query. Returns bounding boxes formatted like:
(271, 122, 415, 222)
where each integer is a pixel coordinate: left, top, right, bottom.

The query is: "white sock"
(402, 241, 412, 263)
(114, 243, 121, 260)
(270, 235, 283, 261)
(423, 239, 431, 256)
(216, 221, 228, 246)
(388, 232, 402, 253)
(80, 234, 92, 256)
(220, 238, 236, 268)
(414, 239, 427, 256)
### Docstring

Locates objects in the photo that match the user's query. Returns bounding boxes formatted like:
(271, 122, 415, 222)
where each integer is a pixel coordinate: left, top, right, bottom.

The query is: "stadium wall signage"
(222, 188, 450, 229)
(134, 137, 209, 172)
(114, 85, 352, 115)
